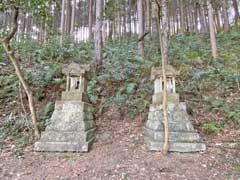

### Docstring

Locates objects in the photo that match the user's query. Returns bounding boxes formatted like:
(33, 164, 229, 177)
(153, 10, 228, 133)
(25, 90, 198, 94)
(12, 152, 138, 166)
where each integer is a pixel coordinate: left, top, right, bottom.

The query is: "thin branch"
(138, 31, 149, 42)
(154, 0, 161, 8)
(0, 5, 40, 138)
(19, 82, 27, 115)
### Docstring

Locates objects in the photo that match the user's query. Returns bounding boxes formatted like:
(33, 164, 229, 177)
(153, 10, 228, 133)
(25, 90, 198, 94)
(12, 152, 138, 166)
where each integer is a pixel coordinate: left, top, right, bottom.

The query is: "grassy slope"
(0, 31, 240, 150)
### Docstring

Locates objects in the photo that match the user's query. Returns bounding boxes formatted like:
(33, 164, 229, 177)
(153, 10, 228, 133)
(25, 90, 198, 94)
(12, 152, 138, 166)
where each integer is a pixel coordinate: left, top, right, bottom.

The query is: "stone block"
(39, 128, 96, 143)
(46, 107, 94, 129)
(34, 140, 94, 152)
(34, 101, 95, 152)
(55, 101, 94, 113)
(145, 103, 206, 152)
(145, 138, 206, 152)
(144, 128, 200, 142)
(145, 120, 194, 132)
(61, 91, 89, 102)
(147, 104, 190, 123)
(35, 63, 96, 152)
(152, 92, 179, 104)
(149, 103, 187, 113)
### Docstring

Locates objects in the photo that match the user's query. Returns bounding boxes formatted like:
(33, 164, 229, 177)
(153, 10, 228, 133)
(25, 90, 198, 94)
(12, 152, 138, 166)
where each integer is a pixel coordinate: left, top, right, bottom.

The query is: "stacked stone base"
(145, 103, 206, 152)
(34, 101, 95, 152)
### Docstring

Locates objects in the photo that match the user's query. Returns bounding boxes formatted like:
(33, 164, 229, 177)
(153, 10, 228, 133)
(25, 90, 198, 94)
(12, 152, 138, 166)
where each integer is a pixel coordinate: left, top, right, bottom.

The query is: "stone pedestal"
(145, 103, 206, 152)
(34, 63, 95, 152)
(144, 66, 206, 152)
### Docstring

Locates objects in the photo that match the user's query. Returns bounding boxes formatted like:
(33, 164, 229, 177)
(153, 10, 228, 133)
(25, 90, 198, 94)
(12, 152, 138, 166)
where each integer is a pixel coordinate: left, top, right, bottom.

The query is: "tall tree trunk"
(180, 0, 185, 33)
(137, 0, 144, 57)
(208, 0, 218, 59)
(60, 0, 66, 45)
(199, 3, 207, 33)
(232, 0, 239, 26)
(65, 0, 71, 35)
(145, 0, 151, 35)
(117, 8, 121, 38)
(128, 0, 132, 37)
(203, 2, 209, 33)
(123, 1, 127, 38)
(70, 0, 76, 40)
(215, 8, 221, 32)
(95, 0, 103, 68)
(89, 0, 93, 40)
(194, 3, 199, 33)
(185, 3, 190, 32)
(222, 0, 230, 32)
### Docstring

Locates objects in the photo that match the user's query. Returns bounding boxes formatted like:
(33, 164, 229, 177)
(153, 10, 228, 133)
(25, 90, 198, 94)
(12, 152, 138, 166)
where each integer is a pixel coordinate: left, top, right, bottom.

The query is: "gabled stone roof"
(62, 62, 90, 75)
(151, 65, 180, 80)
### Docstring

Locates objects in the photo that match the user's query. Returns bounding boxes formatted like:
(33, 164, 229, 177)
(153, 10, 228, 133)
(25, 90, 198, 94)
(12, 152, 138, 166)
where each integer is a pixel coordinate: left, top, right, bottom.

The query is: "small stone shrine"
(144, 65, 206, 152)
(35, 63, 95, 152)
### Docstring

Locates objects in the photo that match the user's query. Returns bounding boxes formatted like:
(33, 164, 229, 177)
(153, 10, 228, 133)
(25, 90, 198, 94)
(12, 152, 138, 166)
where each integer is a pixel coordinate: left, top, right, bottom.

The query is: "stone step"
(61, 91, 89, 102)
(34, 137, 94, 152)
(149, 103, 187, 112)
(148, 110, 190, 123)
(47, 119, 95, 132)
(145, 120, 194, 132)
(47, 111, 95, 131)
(51, 110, 94, 122)
(152, 92, 179, 105)
(39, 128, 96, 143)
(55, 101, 94, 113)
(145, 138, 206, 152)
(144, 128, 201, 142)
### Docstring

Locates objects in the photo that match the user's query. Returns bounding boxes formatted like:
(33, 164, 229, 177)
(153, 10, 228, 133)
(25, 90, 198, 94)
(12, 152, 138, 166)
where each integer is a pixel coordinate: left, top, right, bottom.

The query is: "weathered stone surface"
(34, 140, 94, 152)
(145, 119, 194, 132)
(148, 104, 191, 123)
(145, 128, 200, 142)
(34, 63, 95, 152)
(46, 110, 94, 132)
(34, 101, 96, 152)
(149, 103, 187, 113)
(39, 129, 96, 142)
(145, 103, 206, 152)
(61, 91, 89, 102)
(152, 92, 180, 104)
(151, 65, 180, 80)
(145, 66, 205, 152)
(55, 101, 94, 113)
(145, 138, 206, 152)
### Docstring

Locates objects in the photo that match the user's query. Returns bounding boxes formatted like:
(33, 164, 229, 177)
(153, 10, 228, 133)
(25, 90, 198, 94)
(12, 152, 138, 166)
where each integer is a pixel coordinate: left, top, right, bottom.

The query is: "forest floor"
(0, 107, 240, 180)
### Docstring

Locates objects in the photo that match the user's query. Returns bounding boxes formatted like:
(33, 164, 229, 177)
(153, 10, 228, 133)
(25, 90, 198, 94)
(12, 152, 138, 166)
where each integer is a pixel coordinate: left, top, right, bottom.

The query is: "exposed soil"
(0, 108, 240, 180)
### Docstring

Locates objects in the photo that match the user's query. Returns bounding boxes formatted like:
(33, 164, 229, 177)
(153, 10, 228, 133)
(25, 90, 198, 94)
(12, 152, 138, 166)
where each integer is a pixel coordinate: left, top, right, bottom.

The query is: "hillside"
(0, 32, 240, 179)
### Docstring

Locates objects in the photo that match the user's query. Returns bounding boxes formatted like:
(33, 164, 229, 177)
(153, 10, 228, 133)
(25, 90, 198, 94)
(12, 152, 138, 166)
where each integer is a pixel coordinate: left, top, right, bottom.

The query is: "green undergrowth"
(202, 121, 225, 134)
(88, 40, 155, 117)
(0, 30, 240, 150)
(170, 31, 240, 128)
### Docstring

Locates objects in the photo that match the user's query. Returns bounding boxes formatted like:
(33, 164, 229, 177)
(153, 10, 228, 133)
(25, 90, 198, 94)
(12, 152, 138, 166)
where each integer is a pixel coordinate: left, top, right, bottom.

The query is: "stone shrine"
(34, 63, 95, 152)
(144, 65, 206, 152)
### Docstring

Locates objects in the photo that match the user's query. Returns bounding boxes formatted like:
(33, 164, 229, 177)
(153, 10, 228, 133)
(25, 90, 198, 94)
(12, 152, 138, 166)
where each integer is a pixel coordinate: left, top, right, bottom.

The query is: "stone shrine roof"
(151, 65, 180, 80)
(62, 62, 90, 76)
